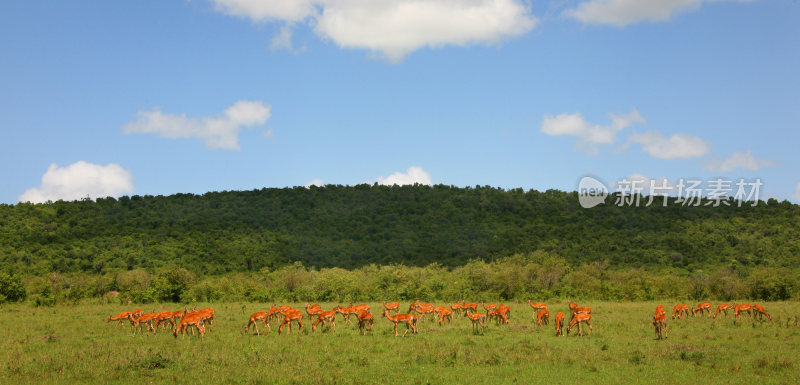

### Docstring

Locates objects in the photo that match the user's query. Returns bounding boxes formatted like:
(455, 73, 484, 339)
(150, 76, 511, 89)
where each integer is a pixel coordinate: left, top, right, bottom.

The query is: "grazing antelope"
(382, 309, 418, 337)
(278, 309, 304, 334)
(171, 310, 185, 325)
(313, 308, 339, 333)
(131, 309, 144, 318)
(355, 310, 374, 335)
(653, 314, 668, 340)
(244, 312, 270, 335)
(752, 304, 772, 321)
(450, 302, 463, 315)
(494, 304, 510, 325)
(460, 301, 478, 314)
(672, 304, 690, 320)
(537, 309, 550, 327)
(173, 312, 205, 339)
(383, 301, 400, 314)
(733, 304, 753, 320)
(106, 312, 133, 327)
(654, 305, 666, 318)
(567, 313, 592, 336)
(570, 306, 592, 323)
(465, 310, 486, 334)
(692, 302, 712, 317)
(713, 303, 732, 318)
(414, 304, 436, 322)
(130, 312, 158, 335)
(407, 300, 424, 313)
(154, 310, 176, 331)
(554, 312, 565, 336)
(435, 307, 453, 326)
(482, 302, 497, 314)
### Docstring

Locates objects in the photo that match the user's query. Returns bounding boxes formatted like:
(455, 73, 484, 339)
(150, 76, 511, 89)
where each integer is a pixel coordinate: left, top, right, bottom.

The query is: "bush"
(0, 271, 26, 303)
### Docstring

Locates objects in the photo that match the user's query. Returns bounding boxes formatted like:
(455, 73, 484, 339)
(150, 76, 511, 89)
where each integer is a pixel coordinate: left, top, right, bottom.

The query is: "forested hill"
(1, 184, 798, 275)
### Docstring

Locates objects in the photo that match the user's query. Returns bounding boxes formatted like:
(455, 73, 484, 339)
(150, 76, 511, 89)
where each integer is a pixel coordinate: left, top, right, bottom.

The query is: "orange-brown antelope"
(355, 310, 374, 335)
(567, 313, 592, 336)
(244, 312, 270, 335)
(312, 308, 339, 333)
(554, 311, 565, 336)
(713, 303, 732, 318)
(465, 310, 486, 334)
(106, 312, 133, 327)
(383, 301, 400, 314)
(692, 302, 712, 317)
(672, 304, 690, 319)
(537, 309, 550, 327)
(173, 312, 206, 339)
(382, 309, 418, 337)
(752, 304, 772, 321)
(653, 314, 667, 340)
(278, 309, 304, 335)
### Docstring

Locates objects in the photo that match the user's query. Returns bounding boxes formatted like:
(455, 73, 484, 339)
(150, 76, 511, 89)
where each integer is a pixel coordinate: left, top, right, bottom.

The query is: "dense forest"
(0, 184, 798, 304)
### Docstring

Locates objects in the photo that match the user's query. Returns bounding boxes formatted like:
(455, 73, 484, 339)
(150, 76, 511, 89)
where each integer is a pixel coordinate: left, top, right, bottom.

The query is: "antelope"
(537, 309, 550, 327)
(435, 307, 453, 326)
(131, 309, 144, 318)
(312, 308, 339, 333)
(349, 303, 370, 313)
(382, 309, 418, 337)
(278, 308, 304, 334)
(653, 314, 667, 340)
(185, 307, 216, 332)
(567, 313, 592, 336)
(692, 302, 712, 317)
(570, 306, 591, 323)
(106, 312, 133, 327)
(528, 301, 547, 322)
(554, 311, 565, 336)
(305, 303, 324, 323)
(482, 302, 497, 314)
(336, 305, 358, 324)
(171, 310, 185, 325)
(752, 304, 772, 321)
(407, 300, 424, 313)
(355, 310, 374, 335)
(173, 312, 205, 339)
(414, 304, 436, 322)
(672, 304, 690, 319)
(734, 304, 753, 320)
(494, 304, 510, 325)
(130, 312, 158, 335)
(383, 301, 400, 314)
(713, 303, 732, 318)
(460, 301, 478, 314)
(244, 312, 270, 335)
(465, 310, 486, 334)
(568, 300, 578, 312)
(450, 302, 462, 315)
(154, 310, 176, 331)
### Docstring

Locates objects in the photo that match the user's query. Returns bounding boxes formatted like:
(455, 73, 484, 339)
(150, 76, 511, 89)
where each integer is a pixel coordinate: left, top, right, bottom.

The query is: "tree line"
(0, 184, 798, 304)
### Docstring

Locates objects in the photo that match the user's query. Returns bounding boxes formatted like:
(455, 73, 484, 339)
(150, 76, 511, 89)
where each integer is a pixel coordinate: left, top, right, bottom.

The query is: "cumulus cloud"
(211, 0, 538, 61)
(305, 178, 324, 188)
(376, 166, 432, 186)
(628, 131, 710, 159)
(123, 101, 271, 150)
(564, 0, 754, 27)
(19, 161, 134, 203)
(540, 108, 645, 154)
(704, 150, 775, 171)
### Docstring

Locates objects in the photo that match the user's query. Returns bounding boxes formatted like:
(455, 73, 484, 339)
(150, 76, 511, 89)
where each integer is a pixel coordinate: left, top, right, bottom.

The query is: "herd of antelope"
(652, 302, 773, 340)
(105, 307, 216, 339)
(105, 300, 772, 340)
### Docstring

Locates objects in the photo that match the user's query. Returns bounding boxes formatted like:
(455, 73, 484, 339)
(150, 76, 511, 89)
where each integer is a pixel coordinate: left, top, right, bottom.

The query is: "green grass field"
(1, 301, 798, 384)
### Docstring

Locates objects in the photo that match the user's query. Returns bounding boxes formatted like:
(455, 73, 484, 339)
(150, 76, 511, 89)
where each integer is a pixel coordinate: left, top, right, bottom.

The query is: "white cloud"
(564, 0, 754, 27)
(623, 173, 675, 195)
(791, 183, 800, 202)
(270, 24, 305, 53)
(540, 108, 645, 154)
(305, 178, 324, 188)
(704, 150, 775, 171)
(628, 131, 710, 159)
(123, 100, 271, 150)
(211, 0, 538, 61)
(376, 166, 432, 186)
(19, 161, 134, 203)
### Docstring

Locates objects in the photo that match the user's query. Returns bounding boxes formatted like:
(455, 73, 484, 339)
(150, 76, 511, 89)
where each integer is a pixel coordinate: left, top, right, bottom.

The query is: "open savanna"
(1, 301, 798, 384)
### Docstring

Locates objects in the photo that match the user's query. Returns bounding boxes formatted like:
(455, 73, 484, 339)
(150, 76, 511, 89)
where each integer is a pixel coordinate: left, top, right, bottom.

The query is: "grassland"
(1, 301, 799, 384)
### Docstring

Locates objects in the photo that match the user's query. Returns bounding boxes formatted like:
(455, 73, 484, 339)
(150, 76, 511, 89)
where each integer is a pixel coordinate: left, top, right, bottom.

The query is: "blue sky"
(1, 0, 798, 204)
